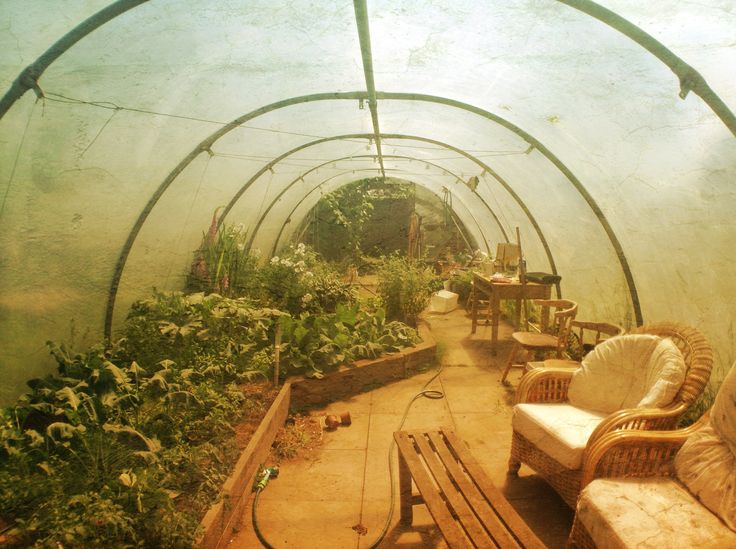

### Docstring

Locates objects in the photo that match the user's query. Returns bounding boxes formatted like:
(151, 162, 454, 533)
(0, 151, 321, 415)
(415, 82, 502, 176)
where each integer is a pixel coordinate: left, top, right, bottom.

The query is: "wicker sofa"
(508, 322, 713, 508)
(568, 364, 736, 548)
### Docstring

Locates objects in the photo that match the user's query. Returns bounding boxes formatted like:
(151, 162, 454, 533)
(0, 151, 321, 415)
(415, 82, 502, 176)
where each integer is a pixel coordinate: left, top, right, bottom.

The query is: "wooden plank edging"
(197, 382, 291, 549)
(290, 320, 437, 408)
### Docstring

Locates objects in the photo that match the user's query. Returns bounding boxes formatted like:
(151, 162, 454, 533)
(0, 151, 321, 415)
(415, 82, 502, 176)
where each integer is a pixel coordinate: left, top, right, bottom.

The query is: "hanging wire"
(79, 106, 120, 158)
(0, 99, 37, 219)
(163, 151, 213, 287)
(42, 91, 530, 159)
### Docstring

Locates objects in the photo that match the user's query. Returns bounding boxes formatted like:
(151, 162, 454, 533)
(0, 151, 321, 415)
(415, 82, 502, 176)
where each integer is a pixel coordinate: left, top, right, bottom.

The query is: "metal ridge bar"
(352, 0, 386, 178)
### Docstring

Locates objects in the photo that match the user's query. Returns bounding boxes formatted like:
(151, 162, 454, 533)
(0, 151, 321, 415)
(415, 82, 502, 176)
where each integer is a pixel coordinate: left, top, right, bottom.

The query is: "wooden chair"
(569, 320, 625, 359)
(500, 299, 578, 384)
(508, 322, 714, 508)
(527, 320, 625, 372)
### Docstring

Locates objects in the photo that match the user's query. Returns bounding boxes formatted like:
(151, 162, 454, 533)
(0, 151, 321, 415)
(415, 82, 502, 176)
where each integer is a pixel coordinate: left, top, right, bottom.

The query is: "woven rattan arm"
(580, 412, 710, 490)
(585, 404, 686, 449)
(515, 367, 575, 404)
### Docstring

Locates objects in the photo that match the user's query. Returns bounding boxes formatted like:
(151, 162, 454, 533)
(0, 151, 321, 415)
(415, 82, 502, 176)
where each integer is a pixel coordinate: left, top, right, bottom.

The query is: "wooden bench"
(394, 429, 545, 549)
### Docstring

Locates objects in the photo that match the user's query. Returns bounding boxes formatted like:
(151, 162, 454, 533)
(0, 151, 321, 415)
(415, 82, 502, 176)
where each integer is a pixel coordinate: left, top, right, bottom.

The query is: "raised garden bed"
(289, 320, 436, 408)
(197, 382, 291, 549)
(197, 320, 436, 547)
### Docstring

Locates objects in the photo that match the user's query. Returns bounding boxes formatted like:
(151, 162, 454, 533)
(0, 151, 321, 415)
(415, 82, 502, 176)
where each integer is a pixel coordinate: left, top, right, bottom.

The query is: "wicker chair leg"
(567, 514, 596, 549)
(508, 433, 522, 475)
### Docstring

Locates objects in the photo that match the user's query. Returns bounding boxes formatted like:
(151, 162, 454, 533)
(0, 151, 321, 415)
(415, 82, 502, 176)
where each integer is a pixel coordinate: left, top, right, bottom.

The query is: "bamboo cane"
(273, 324, 282, 387)
(516, 227, 530, 331)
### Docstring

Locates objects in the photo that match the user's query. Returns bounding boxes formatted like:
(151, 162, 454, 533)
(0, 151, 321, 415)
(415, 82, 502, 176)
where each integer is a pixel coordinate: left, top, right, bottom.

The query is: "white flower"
(237, 243, 245, 251)
(270, 256, 280, 264)
(304, 271, 314, 278)
(301, 293, 313, 304)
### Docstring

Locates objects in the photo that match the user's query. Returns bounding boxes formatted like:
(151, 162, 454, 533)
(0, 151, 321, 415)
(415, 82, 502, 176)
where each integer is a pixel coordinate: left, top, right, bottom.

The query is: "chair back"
(629, 322, 713, 410)
(572, 320, 625, 355)
(495, 242, 520, 272)
(535, 299, 578, 356)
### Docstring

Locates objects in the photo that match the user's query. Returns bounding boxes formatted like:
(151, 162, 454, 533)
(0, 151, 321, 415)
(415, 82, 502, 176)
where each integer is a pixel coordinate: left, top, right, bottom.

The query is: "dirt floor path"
(226, 307, 573, 548)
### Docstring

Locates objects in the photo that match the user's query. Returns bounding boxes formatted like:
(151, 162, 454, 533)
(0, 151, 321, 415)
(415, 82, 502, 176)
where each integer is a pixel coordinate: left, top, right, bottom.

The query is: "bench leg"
(398, 451, 413, 525)
(508, 455, 521, 476)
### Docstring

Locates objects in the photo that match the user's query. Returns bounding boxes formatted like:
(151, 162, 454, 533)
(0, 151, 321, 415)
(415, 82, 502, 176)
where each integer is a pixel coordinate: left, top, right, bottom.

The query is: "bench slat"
(443, 430, 546, 549)
(426, 430, 521, 549)
(412, 432, 497, 549)
(394, 431, 470, 547)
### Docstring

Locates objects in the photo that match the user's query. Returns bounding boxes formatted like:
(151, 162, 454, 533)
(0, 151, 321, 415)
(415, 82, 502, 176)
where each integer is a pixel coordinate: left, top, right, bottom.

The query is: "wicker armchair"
(508, 322, 713, 508)
(567, 414, 710, 548)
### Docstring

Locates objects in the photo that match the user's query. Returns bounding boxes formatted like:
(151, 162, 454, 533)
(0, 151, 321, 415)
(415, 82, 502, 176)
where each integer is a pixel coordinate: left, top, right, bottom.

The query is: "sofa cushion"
(577, 478, 736, 549)
(512, 403, 608, 469)
(568, 334, 686, 413)
(712, 362, 736, 458)
(675, 364, 736, 531)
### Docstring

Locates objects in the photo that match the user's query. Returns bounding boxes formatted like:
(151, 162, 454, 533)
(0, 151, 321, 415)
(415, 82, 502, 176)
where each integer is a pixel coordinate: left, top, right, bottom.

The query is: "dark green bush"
(376, 255, 442, 325)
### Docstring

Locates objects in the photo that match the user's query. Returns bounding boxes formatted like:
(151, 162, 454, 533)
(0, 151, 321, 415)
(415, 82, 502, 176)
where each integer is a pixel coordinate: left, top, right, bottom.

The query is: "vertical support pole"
(273, 323, 282, 387)
(516, 227, 530, 331)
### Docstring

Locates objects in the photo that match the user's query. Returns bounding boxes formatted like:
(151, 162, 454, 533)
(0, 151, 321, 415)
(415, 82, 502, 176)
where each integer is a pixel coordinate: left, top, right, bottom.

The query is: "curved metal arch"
(0, 0, 729, 331)
(0, 0, 150, 118)
(243, 158, 496, 256)
(218, 131, 560, 287)
(558, 0, 736, 136)
(268, 170, 487, 259)
(101, 93, 607, 338)
(244, 154, 509, 254)
(1, 0, 732, 136)
(375, 94, 643, 324)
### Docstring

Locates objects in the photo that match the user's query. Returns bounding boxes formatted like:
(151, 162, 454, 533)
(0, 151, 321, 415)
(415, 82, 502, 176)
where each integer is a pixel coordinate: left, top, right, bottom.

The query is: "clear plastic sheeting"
(0, 0, 734, 403)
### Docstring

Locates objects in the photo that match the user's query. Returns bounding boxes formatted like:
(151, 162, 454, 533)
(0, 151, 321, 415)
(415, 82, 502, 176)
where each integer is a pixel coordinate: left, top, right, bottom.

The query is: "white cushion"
(675, 364, 736, 531)
(712, 362, 736, 457)
(577, 478, 736, 549)
(637, 337, 688, 408)
(512, 403, 608, 469)
(568, 334, 686, 413)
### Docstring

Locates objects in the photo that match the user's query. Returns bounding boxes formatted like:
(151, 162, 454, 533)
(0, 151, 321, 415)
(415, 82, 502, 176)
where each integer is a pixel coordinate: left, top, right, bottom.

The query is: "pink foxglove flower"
(207, 208, 220, 243)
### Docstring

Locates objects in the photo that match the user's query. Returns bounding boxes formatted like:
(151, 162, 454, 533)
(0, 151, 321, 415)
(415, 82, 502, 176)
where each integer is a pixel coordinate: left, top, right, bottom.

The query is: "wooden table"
(470, 273, 552, 355)
(394, 429, 545, 549)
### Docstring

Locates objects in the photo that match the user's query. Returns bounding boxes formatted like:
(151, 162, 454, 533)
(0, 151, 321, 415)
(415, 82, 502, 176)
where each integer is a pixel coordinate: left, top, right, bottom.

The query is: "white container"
(430, 290, 459, 313)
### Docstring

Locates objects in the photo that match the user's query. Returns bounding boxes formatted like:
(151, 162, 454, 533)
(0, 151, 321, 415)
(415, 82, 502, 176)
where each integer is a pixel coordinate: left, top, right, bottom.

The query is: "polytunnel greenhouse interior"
(1, 1, 735, 548)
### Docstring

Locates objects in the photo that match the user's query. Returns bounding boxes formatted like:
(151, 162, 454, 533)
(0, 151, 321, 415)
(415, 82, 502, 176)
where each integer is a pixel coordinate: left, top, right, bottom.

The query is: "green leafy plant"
(0, 291, 283, 547)
(447, 269, 473, 306)
(187, 211, 259, 296)
(376, 254, 442, 326)
(259, 243, 355, 315)
(305, 177, 413, 265)
(1, 231, 424, 546)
